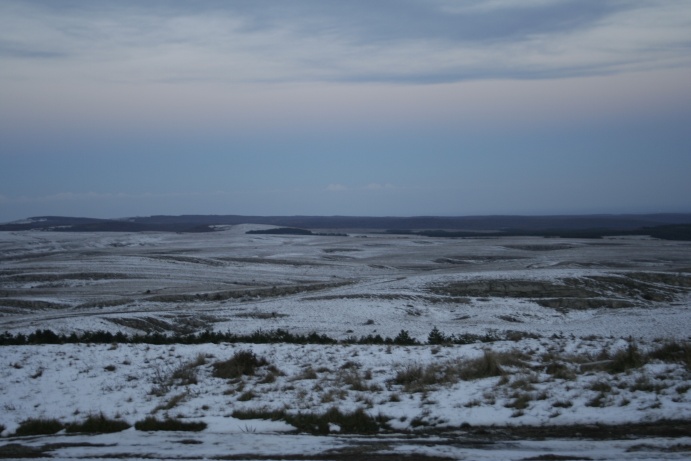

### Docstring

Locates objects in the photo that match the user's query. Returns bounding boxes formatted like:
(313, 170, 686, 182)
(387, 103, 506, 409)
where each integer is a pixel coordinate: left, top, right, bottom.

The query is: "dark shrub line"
(12, 415, 206, 436)
(134, 417, 206, 432)
(604, 339, 691, 373)
(14, 415, 131, 436)
(233, 407, 383, 435)
(65, 413, 131, 434)
(14, 418, 64, 436)
(0, 327, 538, 347)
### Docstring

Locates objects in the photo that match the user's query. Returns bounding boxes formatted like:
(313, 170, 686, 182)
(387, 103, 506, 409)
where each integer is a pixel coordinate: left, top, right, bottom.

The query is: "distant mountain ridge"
(2, 213, 691, 240)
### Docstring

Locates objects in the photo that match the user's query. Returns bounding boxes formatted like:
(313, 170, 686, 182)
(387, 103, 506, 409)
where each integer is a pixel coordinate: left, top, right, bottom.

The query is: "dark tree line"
(0, 327, 537, 346)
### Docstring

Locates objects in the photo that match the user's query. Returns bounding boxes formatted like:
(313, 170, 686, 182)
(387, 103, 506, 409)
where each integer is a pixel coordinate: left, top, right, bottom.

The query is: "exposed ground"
(1, 227, 690, 459)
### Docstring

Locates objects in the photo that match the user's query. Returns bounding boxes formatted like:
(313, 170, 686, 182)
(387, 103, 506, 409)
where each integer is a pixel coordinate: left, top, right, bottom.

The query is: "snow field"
(1, 337, 689, 437)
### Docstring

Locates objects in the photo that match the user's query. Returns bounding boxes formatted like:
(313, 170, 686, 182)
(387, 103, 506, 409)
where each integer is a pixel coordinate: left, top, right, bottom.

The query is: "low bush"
(286, 407, 382, 435)
(544, 360, 577, 380)
(66, 413, 130, 434)
(393, 363, 441, 393)
(393, 330, 418, 345)
(134, 417, 206, 432)
(237, 390, 256, 401)
(586, 393, 608, 408)
(14, 418, 64, 436)
(648, 341, 691, 370)
(393, 350, 506, 393)
(505, 393, 532, 410)
(589, 381, 612, 393)
(427, 326, 449, 345)
(213, 350, 268, 379)
(608, 342, 646, 373)
(232, 407, 384, 434)
(459, 350, 505, 380)
(232, 408, 286, 421)
(153, 393, 187, 412)
(170, 361, 199, 386)
(552, 400, 573, 408)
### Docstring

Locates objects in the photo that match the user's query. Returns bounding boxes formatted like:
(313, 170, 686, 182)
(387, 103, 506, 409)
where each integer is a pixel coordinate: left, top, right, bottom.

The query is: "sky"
(1, 0, 691, 222)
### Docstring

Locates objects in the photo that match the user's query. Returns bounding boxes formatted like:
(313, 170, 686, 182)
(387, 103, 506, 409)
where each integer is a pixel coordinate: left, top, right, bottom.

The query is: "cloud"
(1, 0, 689, 86)
(434, 0, 567, 14)
(0, 191, 213, 203)
(364, 183, 395, 191)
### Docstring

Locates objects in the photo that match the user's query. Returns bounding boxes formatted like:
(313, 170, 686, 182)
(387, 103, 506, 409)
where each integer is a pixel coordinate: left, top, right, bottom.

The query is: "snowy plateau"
(0, 227, 690, 460)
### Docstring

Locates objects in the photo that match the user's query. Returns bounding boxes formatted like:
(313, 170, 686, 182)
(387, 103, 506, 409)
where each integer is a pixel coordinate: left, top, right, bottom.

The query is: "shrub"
(259, 371, 278, 384)
(237, 390, 256, 401)
(232, 408, 286, 421)
(608, 342, 645, 373)
(66, 413, 130, 434)
(15, 418, 64, 436)
(292, 367, 318, 380)
(459, 350, 505, 380)
(505, 393, 531, 410)
(170, 362, 199, 386)
(630, 375, 666, 393)
(589, 381, 612, 393)
(393, 363, 439, 393)
(213, 350, 268, 379)
(676, 384, 690, 394)
(286, 407, 381, 435)
(427, 327, 448, 345)
(393, 351, 506, 393)
(393, 330, 418, 345)
(544, 360, 577, 380)
(325, 407, 381, 433)
(586, 393, 608, 408)
(150, 355, 208, 396)
(134, 417, 206, 432)
(153, 393, 187, 412)
(648, 341, 691, 370)
(552, 400, 573, 408)
(337, 369, 377, 392)
(232, 407, 383, 434)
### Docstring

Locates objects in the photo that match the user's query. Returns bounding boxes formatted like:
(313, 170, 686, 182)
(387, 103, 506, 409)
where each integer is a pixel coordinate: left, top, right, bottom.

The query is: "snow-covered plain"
(1, 228, 690, 459)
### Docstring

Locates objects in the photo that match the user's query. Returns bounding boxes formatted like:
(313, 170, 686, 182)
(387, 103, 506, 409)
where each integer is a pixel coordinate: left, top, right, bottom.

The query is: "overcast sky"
(1, 0, 690, 221)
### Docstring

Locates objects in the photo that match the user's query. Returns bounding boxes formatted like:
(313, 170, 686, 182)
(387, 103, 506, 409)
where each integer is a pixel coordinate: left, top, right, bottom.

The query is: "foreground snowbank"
(2, 338, 689, 436)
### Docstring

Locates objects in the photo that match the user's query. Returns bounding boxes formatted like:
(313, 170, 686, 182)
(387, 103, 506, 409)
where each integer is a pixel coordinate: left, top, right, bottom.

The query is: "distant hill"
(2, 213, 691, 240)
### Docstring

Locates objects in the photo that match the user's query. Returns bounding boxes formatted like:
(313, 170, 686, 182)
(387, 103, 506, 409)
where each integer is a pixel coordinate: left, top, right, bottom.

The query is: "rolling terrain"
(1, 226, 690, 459)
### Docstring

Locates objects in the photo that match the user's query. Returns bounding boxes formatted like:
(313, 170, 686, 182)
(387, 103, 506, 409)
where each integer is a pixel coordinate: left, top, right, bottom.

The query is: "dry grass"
(393, 350, 508, 393)
(212, 350, 269, 379)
